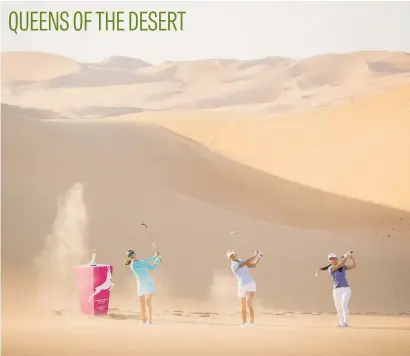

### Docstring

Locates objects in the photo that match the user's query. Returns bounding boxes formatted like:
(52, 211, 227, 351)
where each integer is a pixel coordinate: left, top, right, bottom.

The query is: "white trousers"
(333, 287, 351, 326)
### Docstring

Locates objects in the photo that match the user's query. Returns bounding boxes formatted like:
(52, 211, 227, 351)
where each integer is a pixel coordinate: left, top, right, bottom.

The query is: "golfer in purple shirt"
(327, 252, 356, 327)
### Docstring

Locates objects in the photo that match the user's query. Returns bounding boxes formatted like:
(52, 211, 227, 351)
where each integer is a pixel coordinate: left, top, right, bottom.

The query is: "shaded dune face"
(2, 107, 410, 314)
(146, 84, 410, 212)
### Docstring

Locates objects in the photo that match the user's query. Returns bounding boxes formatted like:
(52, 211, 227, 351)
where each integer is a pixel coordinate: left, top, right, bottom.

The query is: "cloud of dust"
(34, 183, 89, 315)
(121, 270, 175, 312)
(207, 271, 238, 312)
(207, 271, 269, 314)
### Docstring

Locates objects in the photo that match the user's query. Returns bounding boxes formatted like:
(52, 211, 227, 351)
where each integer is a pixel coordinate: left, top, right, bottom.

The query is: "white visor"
(226, 250, 235, 258)
(328, 253, 337, 259)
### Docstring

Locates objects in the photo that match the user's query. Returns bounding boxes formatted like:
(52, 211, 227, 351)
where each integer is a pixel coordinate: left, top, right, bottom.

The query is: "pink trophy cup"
(76, 249, 114, 315)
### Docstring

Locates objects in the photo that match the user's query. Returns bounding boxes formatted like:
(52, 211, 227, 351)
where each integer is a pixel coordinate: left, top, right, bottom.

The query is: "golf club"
(315, 250, 353, 277)
(229, 230, 264, 259)
(141, 223, 163, 262)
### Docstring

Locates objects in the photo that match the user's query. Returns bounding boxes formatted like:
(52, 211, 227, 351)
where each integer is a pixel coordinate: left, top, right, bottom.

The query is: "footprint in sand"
(190, 312, 219, 318)
(107, 314, 127, 320)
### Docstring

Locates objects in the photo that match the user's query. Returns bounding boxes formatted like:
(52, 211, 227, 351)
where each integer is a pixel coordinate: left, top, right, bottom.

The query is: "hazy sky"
(1, 1, 410, 64)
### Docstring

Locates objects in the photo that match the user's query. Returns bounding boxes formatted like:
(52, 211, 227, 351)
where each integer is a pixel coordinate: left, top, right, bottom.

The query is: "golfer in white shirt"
(227, 249, 261, 326)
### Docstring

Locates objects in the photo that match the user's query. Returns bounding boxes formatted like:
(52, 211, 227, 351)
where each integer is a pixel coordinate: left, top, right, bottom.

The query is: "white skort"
(238, 281, 256, 298)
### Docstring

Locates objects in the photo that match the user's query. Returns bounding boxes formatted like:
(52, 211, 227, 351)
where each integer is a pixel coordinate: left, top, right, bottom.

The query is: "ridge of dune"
(286, 53, 371, 87)
(4, 106, 407, 231)
(127, 84, 410, 212)
(91, 56, 151, 71)
(353, 51, 410, 72)
(1, 103, 68, 120)
(1, 51, 81, 84)
(162, 56, 295, 84)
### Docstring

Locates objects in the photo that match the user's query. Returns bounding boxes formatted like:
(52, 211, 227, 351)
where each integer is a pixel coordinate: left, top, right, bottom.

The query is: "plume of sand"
(207, 270, 269, 315)
(207, 272, 238, 313)
(34, 183, 89, 322)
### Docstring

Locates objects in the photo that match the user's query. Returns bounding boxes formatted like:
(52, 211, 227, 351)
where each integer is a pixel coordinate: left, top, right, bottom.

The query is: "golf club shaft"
(152, 241, 163, 262)
(232, 231, 263, 258)
(239, 234, 257, 250)
(319, 251, 354, 271)
(142, 223, 163, 262)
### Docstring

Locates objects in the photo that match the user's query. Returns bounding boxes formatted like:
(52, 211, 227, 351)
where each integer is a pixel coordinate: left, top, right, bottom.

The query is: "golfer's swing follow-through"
(317, 250, 356, 327)
(227, 231, 263, 326)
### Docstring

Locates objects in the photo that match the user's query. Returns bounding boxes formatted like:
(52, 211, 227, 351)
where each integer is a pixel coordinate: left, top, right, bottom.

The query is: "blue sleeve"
(143, 256, 156, 264)
(328, 266, 332, 275)
(146, 258, 159, 270)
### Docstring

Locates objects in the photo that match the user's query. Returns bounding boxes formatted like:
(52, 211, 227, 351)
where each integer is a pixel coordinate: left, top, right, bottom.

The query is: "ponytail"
(320, 264, 331, 271)
(125, 249, 136, 266)
(320, 263, 343, 272)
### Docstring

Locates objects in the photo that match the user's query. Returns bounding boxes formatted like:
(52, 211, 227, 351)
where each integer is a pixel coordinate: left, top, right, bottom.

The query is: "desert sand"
(3, 311, 410, 356)
(2, 50, 410, 355)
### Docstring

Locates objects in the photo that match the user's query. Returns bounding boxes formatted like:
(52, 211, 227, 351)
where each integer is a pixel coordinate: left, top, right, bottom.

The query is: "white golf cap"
(328, 253, 337, 259)
(226, 250, 235, 258)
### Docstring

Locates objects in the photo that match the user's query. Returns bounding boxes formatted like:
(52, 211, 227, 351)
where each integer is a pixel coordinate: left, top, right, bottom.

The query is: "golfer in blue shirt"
(125, 249, 161, 325)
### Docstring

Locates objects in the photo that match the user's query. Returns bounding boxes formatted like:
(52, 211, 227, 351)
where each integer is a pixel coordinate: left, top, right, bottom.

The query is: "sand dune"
(354, 51, 410, 73)
(1, 103, 68, 120)
(286, 53, 371, 87)
(2, 51, 410, 117)
(1, 51, 81, 85)
(91, 56, 151, 71)
(127, 84, 410, 212)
